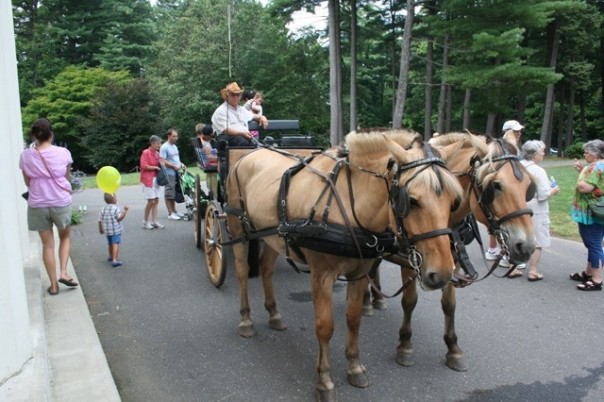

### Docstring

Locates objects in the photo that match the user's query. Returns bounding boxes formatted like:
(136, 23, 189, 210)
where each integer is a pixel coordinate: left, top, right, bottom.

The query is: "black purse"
(22, 191, 29, 200)
(590, 197, 604, 219)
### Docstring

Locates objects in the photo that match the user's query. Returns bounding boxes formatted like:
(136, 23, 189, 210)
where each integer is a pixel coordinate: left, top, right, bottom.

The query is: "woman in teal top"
(569, 139, 604, 291)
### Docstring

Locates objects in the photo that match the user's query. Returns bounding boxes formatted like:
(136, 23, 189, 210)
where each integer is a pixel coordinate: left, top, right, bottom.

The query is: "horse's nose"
(510, 240, 535, 263)
(424, 269, 451, 290)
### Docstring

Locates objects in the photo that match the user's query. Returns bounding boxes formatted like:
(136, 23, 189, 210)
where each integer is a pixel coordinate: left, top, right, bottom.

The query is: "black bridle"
(470, 139, 534, 257)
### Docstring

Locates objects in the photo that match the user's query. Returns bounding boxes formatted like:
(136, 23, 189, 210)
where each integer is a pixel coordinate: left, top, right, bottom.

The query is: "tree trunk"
(436, 34, 449, 134)
(445, 84, 451, 132)
(424, 39, 434, 140)
(540, 18, 560, 149)
(564, 86, 575, 154)
(579, 92, 587, 141)
(392, 0, 414, 129)
(349, 0, 357, 132)
(486, 113, 496, 136)
(328, 0, 344, 145)
(462, 88, 471, 130)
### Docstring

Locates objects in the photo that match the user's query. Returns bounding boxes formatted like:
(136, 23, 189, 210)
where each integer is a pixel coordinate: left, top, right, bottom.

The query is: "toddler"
(98, 192, 129, 267)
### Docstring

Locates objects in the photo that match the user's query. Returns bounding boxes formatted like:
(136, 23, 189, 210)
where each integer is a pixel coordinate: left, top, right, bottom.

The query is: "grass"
(82, 166, 206, 189)
(80, 162, 581, 242)
(543, 164, 580, 242)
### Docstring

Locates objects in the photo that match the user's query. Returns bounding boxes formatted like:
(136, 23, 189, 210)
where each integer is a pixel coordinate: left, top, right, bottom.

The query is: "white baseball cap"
(502, 120, 524, 132)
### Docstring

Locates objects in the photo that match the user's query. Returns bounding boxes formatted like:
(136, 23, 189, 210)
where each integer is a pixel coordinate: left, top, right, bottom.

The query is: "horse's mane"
(476, 137, 522, 187)
(344, 130, 463, 199)
(429, 132, 488, 156)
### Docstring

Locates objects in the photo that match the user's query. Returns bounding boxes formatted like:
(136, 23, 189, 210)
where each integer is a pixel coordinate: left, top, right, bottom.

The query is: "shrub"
(565, 141, 585, 159)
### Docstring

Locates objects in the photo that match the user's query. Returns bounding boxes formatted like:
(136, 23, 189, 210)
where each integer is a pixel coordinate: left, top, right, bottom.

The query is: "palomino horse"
(224, 130, 463, 401)
(389, 132, 536, 372)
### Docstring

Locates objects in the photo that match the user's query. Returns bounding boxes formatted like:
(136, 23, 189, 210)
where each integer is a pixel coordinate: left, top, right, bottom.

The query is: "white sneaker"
(143, 223, 154, 230)
(152, 222, 165, 229)
(484, 249, 501, 261)
(168, 213, 181, 220)
(499, 256, 526, 269)
(175, 212, 185, 218)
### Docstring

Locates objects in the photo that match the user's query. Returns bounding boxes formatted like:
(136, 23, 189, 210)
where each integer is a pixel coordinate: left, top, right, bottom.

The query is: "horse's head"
(382, 131, 464, 290)
(431, 132, 536, 265)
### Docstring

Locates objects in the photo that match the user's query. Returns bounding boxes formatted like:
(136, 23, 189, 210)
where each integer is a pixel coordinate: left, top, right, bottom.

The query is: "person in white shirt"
(211, 82, 268, 147)
(521, 140, 560, 281)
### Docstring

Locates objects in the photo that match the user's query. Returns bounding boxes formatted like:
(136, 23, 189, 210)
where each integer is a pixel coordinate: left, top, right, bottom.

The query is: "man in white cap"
(484, 119, 526, 273)
(211, 82, 268, 147)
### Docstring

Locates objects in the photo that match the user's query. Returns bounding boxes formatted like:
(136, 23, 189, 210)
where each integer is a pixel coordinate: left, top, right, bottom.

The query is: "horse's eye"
(492, 182, 503, 192)
(409, 198, 419, 207)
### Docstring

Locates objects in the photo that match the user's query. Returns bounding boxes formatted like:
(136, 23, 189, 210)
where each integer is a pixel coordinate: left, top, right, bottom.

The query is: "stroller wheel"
(183, 213, 192, 221)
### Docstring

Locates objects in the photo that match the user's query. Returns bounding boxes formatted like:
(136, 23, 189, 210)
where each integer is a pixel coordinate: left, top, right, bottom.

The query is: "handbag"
(156, 164, 169, 186)
(590, 197, 604, 219)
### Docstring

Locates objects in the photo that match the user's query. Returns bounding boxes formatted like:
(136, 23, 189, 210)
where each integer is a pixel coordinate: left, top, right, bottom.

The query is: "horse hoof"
(347, 371, 369, 388)
(238, 322, 256, 338)
(362, 304, 374, 317)
(372, 299, 388, 310)
(446, 354, 468, 372)
(269, 317, 287, 331)
(315, 384, 336, 402)
(395, 350, 415, 367)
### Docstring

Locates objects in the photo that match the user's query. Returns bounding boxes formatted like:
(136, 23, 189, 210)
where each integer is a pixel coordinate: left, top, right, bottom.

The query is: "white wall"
(0, 0, 34, 384)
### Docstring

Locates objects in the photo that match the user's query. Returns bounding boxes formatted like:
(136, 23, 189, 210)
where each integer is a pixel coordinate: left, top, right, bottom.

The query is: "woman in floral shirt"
(570, 139, 604, 291)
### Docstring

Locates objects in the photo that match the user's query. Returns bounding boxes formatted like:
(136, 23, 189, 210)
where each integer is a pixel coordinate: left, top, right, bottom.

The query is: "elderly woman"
(570, 139, 604, 291)
(140, 135, 164, 230)
(521, 140, 560, 281)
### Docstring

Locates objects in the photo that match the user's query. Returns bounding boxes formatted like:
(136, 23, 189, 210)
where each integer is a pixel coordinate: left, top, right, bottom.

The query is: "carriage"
(191, 120, 319, 287)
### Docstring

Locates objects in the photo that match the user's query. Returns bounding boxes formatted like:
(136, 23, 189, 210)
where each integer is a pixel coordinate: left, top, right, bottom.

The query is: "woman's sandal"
(569, 271, 592, 282)
(577, 280, 603, 291)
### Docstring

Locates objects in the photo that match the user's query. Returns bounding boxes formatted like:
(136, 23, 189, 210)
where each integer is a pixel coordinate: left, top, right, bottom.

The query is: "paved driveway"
(70, 184, 603, 401)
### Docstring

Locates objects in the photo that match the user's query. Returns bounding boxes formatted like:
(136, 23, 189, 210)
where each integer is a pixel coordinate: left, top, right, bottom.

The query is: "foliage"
(21, 66, 131, 170)
(71, 210, 83, 226)
(564, 141, 585, 159)
(80, 79, 163, 172)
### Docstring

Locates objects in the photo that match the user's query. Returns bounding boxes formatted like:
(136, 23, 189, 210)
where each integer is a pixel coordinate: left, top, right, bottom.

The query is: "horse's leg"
(345, 275, 370, 388)
(442, 283, 468, 371)
(371, 266, 387, 310)
(310, 266, 337, 402)
(396, 267, 417, 367)
(362, 267, 375, 317)
(234, 242, 256, 338)
(259, 246, 287, 331)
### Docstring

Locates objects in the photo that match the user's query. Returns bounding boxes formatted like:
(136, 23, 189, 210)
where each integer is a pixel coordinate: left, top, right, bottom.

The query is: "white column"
(0, 0, 33, 384)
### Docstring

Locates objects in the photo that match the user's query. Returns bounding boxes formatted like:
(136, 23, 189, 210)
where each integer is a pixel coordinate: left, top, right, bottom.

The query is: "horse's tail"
(247, 239, 260, 278)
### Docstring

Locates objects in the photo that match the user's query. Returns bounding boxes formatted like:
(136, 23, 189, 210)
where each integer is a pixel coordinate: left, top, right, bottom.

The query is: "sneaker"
(168, 213, 181, 220)
(499, 256, 526, 269)
(111, 261, 123, 267)
(152, 222, 165, 229)
(484, 248, 501, 261)
(143, 223, 154, 230)
(175, 212, 185, 218)
(142, 220, 147, 228)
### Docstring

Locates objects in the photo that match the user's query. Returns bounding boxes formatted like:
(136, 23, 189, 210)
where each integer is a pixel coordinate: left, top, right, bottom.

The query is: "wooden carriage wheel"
(203, 200, 228, 287)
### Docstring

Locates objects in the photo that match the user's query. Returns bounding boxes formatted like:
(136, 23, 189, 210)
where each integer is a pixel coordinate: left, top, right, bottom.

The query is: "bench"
(248, 119, 314, 147)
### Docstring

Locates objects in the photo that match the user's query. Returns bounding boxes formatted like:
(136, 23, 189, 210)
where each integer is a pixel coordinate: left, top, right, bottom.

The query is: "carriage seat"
(191, 137, 218, 174)
(248, 119, 314, 147)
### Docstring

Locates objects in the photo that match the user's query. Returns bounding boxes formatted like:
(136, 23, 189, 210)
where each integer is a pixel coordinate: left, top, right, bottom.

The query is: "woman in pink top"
(140, 135, 163, 229)
(19, 118, 76, 296)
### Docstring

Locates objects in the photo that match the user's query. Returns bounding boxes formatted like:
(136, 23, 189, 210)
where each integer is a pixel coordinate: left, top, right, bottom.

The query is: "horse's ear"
(433, 142, 459, 163)
(383, 135, 411, 164)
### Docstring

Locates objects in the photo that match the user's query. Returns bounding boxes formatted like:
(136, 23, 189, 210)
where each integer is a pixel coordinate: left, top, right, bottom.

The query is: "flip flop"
(577, 280, 602, 291)
(59, 278, 79, 287)
(569, 271, 592, 282)
(527, 273, 544, 282)
(507, 270, 523, 279)
(47, 286, 59, 296)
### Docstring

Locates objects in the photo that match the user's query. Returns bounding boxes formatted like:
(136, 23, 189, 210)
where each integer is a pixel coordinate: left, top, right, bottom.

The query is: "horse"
(373, 131, 536, 372)
(224, 130, 464, 401)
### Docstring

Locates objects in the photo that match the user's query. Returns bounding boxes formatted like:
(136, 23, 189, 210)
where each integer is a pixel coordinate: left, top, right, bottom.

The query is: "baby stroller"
(176, 169, 196, 221)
